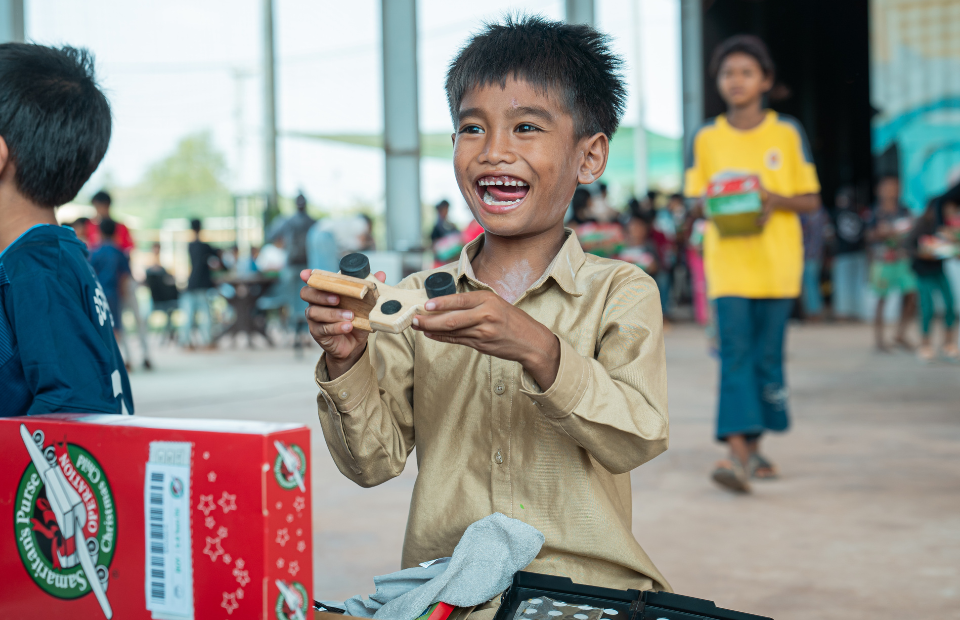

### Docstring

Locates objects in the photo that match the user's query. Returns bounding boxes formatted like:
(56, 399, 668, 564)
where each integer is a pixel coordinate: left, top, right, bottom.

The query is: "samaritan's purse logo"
(273, 441, 307, 491)
(275, 580, 309, 620)
(14, 425, 116, 614)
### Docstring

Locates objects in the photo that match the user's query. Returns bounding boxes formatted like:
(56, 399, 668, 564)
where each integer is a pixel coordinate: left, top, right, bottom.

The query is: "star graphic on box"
(203, 451, 211, 460)
(218, 491, 237, 513)
(198, 494, 216, 516)
(276, 527, 290, 547)
(296, 528, 303, 537)
(234, 566, 251, 587)
(218, 525, 229, 539)
(221, 591, 239, 615)
(223, 553, 232, 564)
(235, 558, 245, 569)
(288, 560, 300, 577)
(204, 536, 225, 562)
(236, 587, 244, 600)
(293, 496, 305, 512)
(297, 540, 306, 553)
(208, 471, 217, 482)
(277, 558, 285, 569)
(276, 501, 282, 510)
(205, 516, 216, 529)
(286, 513, 294, 523)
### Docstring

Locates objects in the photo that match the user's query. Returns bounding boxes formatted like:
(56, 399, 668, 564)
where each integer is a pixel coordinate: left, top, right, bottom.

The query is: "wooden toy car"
(306, 253, 456, 334)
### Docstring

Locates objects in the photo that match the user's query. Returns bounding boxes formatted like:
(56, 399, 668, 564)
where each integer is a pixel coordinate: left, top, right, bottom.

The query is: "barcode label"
(145, 442, 193, 619)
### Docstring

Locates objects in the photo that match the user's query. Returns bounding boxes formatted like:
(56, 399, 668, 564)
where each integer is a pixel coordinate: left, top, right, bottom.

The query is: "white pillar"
(565, 0, 595, 26)
(632, 0, 647, 196)
(381, 0, 422, 252)
(0, 0, 24, 43)
(680, 0, 704, 159)
(263, 0, 279, 219)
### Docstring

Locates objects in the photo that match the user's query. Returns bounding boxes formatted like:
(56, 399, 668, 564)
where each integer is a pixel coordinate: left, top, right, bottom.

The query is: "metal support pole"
(263, 0, 279, 223)
(632, 0, 647, 196)
(0, 0, 24, 43)
(680, 0, 704, 159)
(381, 0, 421, 252)
(565, 0, 595, 26)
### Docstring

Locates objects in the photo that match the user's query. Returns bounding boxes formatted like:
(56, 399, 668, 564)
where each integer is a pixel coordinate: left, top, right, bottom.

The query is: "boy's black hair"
(190, 218, 203, 233)
(445, 15, 626, 139)
(435, 199, 450, 210)
(99, 217, 117, 238)
(92, 190, 112, 205)
(709, 35, 775, 79)
(571, 187, 592, 214)
(0, 43, 111, 208)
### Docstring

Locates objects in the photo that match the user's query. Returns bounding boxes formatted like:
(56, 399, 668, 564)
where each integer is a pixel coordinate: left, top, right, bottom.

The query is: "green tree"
(121, 131, 234, 229)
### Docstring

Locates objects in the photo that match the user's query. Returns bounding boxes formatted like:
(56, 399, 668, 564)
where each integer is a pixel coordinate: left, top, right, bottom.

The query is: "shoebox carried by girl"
(0, 414, 313, 620)
(704, 173, 763, 237)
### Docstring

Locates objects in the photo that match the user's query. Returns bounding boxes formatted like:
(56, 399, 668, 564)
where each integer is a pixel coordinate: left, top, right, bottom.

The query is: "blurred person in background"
(590, 181, 619, 222)
(908, 197, 959, 362)
(685, 35, 821, 493)
(144, 242, 178, 342)
(180, 218, 218, 349)
(617, 214, 660, 276)
(431, 199, 464, 267)
(89, 219, 131, 369)
(85, 190, 133, 252)
(307, 219, 339, 273)
(358, 213, 376, 251)
(430, 199, 458, 242)
(568, 186, 595, 226)
(680, 202, 710, 326)
(68, 217, 90, 246)
(651, 194, 678, 323)
(830, 185, 868, 321)
(268, 193, 315, 345)
(799, 204, 828, 321)
(87, 189, 151, 368)
(866, 176, 917, 352)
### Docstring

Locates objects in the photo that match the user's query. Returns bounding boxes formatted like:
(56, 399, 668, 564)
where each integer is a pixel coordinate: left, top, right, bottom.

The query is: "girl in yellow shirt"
(684, 35, 821, 493)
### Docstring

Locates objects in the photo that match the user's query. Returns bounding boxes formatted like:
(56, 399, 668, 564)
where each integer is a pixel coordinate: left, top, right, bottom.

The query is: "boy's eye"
(516, 123, 541, 133)
(459, 125, 484, 134)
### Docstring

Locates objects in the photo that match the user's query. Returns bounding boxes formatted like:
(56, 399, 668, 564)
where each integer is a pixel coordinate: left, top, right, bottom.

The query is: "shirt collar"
(455, 228, 585, 298)
(0, 223, 53, 263)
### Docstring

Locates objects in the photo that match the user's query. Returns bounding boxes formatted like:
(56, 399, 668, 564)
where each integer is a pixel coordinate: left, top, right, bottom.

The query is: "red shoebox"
(0, 414, 313, 620)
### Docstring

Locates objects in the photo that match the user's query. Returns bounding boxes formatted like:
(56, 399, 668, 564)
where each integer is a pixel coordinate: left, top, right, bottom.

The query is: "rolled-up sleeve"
(520, 275, 669, 474)
(315, 328, 416, 487)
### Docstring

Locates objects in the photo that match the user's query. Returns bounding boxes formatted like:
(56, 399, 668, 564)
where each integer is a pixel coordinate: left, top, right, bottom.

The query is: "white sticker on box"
(145, 442, 194, 620)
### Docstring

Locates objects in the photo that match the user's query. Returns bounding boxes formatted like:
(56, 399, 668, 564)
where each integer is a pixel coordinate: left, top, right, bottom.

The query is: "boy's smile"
(452, 78, 607, 239)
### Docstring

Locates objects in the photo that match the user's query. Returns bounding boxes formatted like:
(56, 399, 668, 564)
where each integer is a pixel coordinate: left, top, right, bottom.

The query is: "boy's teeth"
(483, 191, 521, 206)
(478, 177, 528, 187)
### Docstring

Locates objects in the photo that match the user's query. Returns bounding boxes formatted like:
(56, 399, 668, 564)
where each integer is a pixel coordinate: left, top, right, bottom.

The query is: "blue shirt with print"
(0, 225, 134, 416)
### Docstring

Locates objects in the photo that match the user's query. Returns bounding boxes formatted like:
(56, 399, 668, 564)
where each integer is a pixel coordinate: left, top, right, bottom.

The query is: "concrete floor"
(128, 322, 960, 620)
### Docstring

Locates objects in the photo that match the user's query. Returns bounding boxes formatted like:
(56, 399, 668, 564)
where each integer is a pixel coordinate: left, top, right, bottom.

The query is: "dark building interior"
(700, 0, 874, 208)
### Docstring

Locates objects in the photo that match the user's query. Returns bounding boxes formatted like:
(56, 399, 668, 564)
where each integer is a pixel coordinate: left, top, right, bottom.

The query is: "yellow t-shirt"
(684, 111, 821, 299)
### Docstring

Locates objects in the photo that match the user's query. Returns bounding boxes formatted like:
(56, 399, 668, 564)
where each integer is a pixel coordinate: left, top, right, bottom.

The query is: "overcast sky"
(27, 0, 680, 220)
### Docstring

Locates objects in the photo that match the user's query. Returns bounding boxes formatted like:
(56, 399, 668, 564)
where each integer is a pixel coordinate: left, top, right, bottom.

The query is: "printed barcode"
(148, 470, 165, 603)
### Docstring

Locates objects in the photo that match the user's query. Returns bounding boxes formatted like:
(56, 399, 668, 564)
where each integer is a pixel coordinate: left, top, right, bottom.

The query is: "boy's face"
(717, 52, 772, 109)
(877, 178, 900, 208)
(452, 78, 608, 239)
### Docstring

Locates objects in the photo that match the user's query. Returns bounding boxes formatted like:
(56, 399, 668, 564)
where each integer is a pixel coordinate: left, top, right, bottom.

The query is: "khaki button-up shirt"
(315, 230, 671, 592)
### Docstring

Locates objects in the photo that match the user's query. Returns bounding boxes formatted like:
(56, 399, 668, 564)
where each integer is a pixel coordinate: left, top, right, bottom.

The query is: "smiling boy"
(302, 16, 669, 593)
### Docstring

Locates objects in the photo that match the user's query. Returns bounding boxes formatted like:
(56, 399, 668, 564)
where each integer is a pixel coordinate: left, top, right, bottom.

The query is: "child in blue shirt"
(0, 43, 132, 416)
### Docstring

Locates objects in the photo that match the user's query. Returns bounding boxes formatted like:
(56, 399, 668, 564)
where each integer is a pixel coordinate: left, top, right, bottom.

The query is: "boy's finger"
(412, 309, 481, 333)
(375, 271, 387, 283)
(300, 286, 340, 306)
(300, 268, 312, 283)
(306, 306, 354, 324)
(423, 290, 487, 312)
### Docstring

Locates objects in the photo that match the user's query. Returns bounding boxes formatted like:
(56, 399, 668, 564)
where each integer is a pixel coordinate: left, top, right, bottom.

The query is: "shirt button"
(494, 449, 503, 464)
(494, 382, 505, 395)
(338, 390, 349, 400)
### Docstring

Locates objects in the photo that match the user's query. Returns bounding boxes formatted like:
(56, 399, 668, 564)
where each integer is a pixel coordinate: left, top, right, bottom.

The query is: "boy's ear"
(0, 136, 9, 177)
(577, 132, 609, 185)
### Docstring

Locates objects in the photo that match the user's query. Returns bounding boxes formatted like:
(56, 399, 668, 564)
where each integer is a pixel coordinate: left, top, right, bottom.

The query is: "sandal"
(711, 459, 751, 494)
(917, 345, 936, 364)
(748, 453, 779, 479)
(942, 345, 960, 363)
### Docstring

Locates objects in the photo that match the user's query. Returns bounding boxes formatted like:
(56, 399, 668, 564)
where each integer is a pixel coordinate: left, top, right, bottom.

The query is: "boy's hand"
(412, 291, 561, 389)
(300, 269, 387, 379)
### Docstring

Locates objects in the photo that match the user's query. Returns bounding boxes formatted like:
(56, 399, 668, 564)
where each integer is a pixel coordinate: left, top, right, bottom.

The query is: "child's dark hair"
(99, 218, 117, 238)
(709, 35, 775, 79)
(190, 218, 203, 233)
(92, 190, 112, 205)
(445, 14, 626, 139)
(0, 43, 111, 208)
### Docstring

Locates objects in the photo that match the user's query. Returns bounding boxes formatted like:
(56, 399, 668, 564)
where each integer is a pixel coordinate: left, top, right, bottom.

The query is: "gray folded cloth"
(322, 513, 544, 620)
